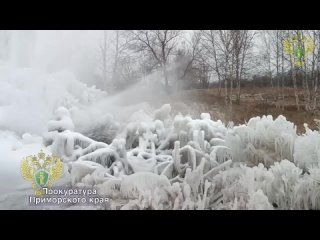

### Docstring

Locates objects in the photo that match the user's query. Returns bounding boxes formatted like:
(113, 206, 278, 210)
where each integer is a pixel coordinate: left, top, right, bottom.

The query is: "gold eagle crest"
(283, 34, 315, 68)
(21, 150, 63, 196)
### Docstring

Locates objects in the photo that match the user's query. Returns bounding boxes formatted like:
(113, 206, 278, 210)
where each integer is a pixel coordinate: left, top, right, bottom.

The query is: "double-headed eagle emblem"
(283, 33, 315, 68)
(21, 150, 63, 196)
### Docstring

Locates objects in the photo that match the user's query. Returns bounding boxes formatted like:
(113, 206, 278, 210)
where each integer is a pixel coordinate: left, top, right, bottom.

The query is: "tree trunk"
(297, 31, 311, 111)
(281, 35, 285, 110)
(304, 60, 311, 111)
(112, 30, 119, 86)
(312, 31, 320, 111)
(313, 62, 319, 112)
(276, 30, 280, 98)
(269, 62, 273, 88)
(224, 78, 228, 106)
(230, 58, 234, 107)
(102, 31, 108, 91)
(163, 64, 169, 94)
(292, 66, 300, 110)
(236, 59, 240, 104)
(310, 31, 316, 111)
(224, 54, 229, 106)
(236, 75, 240, 104)
(229, 51, 234, 118)
(211, 31, 222, 97)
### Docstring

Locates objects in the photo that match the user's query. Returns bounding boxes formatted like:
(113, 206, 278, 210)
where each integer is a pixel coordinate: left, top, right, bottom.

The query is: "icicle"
(173, 141, 182, 173)
(178, 130, 188, 147)
(197, 180, 211, 210)
(203, 160, 232, 180)
(160, 162, 174, 179)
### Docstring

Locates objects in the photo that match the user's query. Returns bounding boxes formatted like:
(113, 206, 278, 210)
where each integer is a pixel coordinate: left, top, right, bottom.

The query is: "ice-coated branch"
(203, 160, 232, 180)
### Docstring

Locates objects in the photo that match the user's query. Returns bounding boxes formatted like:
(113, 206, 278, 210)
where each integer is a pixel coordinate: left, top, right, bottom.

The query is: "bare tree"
(312, 30, 320, 111)
(97, 30, 136, 92)
(234, 30, 254, 103)
(217, 30, 234, 106)
(280, 30, 286, 107)
(112, 30, 119, 84)
(215, 30, 254, 107)
(268, 30, 283, 94)
(129, 30, 182, 93)
(284, 30, 300, 110)
(275, 30, 281, 96)
(261, 31, 273, 88)
(179, 31, 202, 81)
(200, 30, 224, 95)
(110, 30, 133, 88)
(100, 30, 108, 91)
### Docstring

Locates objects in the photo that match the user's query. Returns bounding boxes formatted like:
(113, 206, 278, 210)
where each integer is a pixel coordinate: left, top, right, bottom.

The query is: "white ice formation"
(44, 104, 320, 210)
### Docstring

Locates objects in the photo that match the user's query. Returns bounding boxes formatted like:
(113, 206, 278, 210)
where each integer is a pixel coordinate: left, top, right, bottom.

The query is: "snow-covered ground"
(0, 131, 46, 209)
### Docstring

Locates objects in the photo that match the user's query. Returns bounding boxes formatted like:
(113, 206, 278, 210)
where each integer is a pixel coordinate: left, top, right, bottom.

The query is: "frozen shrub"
(70, 160, 105, 186)
(40, 103, 320, 210)
(80, 113, 120, 144)
(119, 172, 171, 199)
(247, 189, 273, 210)
(48, 107, 74, 132)
(294, 124, 320, 170)
(266, 160, 302, 209)
(293, 167, 320, 210)
(153, 104, 171, 121)
(226, 115, 297, 167)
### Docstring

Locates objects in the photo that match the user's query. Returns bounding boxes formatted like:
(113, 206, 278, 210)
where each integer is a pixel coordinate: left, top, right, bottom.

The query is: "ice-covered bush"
(247, 189, 273, 210)
(38, 103, 320, 210)
(78, 114, 119, 144)
(210, 159, 304, 210)
(44, 105, 234, 209)
(48, 107, 75, 132)
(293, 167, 320, 210)
(44, 107, 94, 158)
(294, 124, 320, 170)
(264, 160, 302, 209)
(226, 115, 297, 167)
(153, 104, 171, 121)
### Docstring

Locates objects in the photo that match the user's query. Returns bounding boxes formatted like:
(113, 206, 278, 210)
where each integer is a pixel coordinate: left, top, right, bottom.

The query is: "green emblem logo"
(21, 150, 63, 196)
(35, 169, 50, 188)
(284, 33, 315, 68)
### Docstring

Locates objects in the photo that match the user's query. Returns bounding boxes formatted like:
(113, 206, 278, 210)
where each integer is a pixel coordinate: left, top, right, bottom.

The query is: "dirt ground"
(156, 87, 320, 134)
